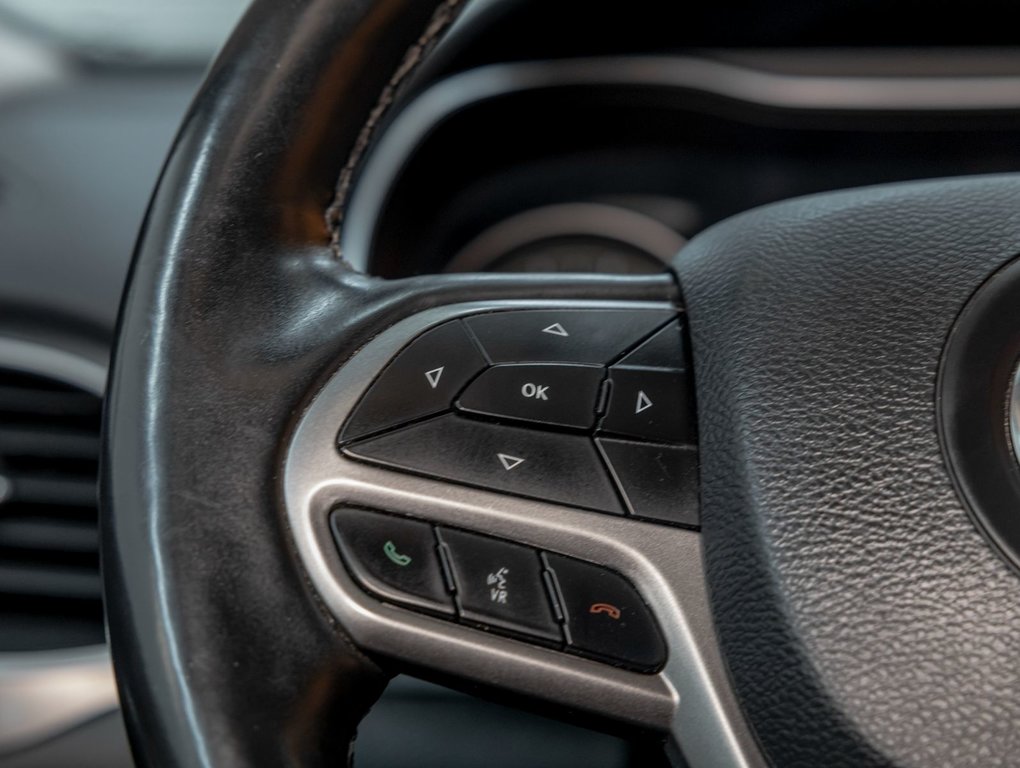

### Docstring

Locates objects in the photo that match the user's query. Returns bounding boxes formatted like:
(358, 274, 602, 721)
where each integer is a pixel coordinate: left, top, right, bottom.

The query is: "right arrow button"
(600, 366, 694, 444)
(634, 390, 653, 414)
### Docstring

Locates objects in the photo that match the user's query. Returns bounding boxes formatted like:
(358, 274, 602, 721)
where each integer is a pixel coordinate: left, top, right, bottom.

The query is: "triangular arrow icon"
(497, 453, 525, 471)
(542, 323, 569, 337)
(635, 390, 653, 414)
(424, 367, 444, 389)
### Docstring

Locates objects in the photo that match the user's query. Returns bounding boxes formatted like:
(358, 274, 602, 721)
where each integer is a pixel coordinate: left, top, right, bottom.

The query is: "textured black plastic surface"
(615, 320, 687, 369)
(598, 439, 699, 527)
(676, 175, 1020, 768)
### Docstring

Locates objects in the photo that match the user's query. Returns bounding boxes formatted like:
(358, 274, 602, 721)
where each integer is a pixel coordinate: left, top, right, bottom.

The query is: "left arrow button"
(340, 320, 487, 443)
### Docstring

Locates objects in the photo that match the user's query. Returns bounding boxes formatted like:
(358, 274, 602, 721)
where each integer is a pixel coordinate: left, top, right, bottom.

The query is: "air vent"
(0, 341, 106, 652)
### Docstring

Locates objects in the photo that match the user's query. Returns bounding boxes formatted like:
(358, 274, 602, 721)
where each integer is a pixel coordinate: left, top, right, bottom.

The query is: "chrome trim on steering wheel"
(0, 647, 118, 754)
(1010, 361, 1020, 468)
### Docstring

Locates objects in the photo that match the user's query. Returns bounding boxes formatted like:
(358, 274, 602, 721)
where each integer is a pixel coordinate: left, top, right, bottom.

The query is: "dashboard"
(351, 48, 1020, 278)
(2, 0, 1020, 765)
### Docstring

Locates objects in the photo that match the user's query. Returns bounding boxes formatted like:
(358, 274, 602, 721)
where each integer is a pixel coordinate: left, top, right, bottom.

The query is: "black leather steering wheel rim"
(101, 1, 472, 764)
(102, 1, 1020, 766)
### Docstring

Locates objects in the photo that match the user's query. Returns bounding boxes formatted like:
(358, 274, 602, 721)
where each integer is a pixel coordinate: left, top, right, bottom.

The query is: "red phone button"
(589, 603, 622, 620)
(544, 554, 665, 672)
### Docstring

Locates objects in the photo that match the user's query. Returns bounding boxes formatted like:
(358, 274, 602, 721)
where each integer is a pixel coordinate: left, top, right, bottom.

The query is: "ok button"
(457, 363, 604, 429)
(520, 382, 549, 400)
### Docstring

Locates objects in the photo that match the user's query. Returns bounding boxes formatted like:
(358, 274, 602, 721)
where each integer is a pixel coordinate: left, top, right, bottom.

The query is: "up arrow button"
(465, 309, 674, 364)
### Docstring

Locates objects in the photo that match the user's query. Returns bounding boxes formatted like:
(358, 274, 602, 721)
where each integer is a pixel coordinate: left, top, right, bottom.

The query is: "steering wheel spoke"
(281, 282, 756, 762)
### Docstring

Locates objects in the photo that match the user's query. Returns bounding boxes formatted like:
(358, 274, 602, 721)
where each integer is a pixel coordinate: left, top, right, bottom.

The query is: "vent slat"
(0, 518, 98, 554)
(0, 386, 100, 417)
(7, 474, 97, 508)
(0, 426, 100, 459)
(0, 369, 78, 392)
(0, 563, 102, 600)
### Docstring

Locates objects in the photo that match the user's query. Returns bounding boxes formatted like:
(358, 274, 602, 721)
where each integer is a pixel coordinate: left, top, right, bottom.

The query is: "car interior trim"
(0, 22, 66, 102)
(284, 299, 765, 768)
(341, 54, 1020, 270)
(324, 0, 469, 260)
(1010, 361, 1020, 468)
(444, 203, 685, 273)
(0, 337, 107, 398)
(0, 339, 111, 755)
(0, 645, 117, 755)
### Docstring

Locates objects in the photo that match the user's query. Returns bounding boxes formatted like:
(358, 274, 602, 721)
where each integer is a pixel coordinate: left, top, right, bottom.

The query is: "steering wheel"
(101, 1, 1020, 766)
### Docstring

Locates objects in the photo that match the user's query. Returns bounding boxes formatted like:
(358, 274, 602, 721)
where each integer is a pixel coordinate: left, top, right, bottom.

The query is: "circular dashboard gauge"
(444, 203, 686, 274)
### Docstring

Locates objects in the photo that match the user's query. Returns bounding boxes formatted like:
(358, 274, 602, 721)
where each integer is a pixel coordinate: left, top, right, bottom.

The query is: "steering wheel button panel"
(345, 414, 624, 514)
(438, 528, 562, 641)
(337, 307, 700, 520)
(544, 554, 666, 672)
(456, 363, 604, 429)
(598, 439, 699, 527)
(340, 320, 487, 443)
(465, 309, 673, 364)
(329, 507, 454, 615)
(616, 319, 688, 369)
(600, 367, 694, 444)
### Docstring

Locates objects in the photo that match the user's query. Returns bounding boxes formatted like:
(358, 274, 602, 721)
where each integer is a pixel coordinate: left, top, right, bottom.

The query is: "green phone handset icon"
(383, 540, 412, 567)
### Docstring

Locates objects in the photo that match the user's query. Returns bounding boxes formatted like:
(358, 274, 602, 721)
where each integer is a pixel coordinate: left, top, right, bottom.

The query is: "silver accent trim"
(0, 646, 117, 755)
(445, 202, 685, 273)
(0, 22, 66, 103)
(0, 337, 107, 397)
(1010, 362, 1020, 468)
(0, 473, 11, 506)
(284, 300, 765, 768)
(342, 55, 1020, 270)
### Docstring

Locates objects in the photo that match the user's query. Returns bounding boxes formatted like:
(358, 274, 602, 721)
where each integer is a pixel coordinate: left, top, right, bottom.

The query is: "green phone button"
(383, 540, 412, 567)
(330, 507, 453, 615)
